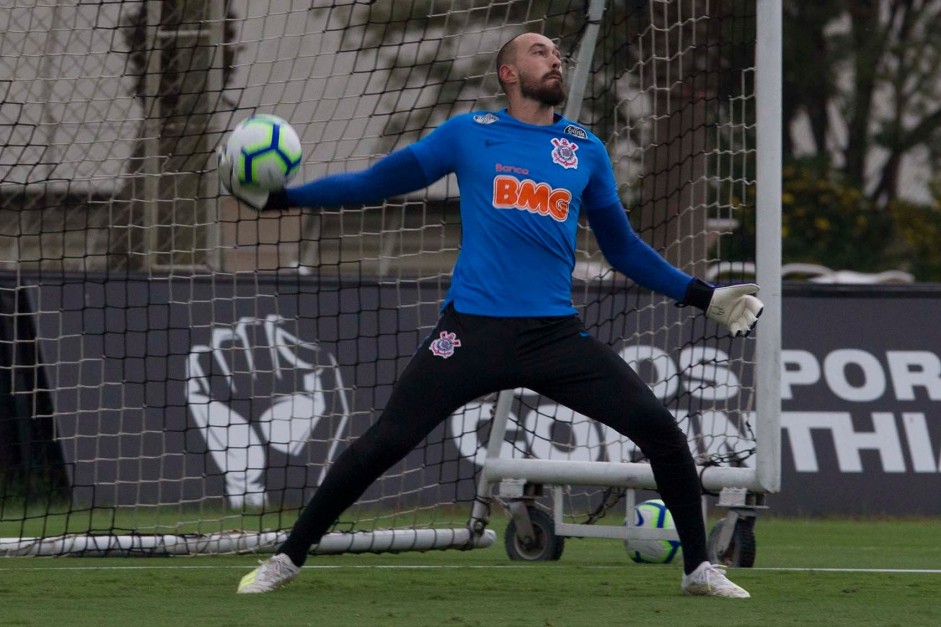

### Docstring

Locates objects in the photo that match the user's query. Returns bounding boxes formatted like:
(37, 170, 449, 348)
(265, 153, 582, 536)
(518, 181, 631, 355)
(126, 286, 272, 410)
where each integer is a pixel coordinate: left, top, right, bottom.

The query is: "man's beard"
(519, 72, 567, 107)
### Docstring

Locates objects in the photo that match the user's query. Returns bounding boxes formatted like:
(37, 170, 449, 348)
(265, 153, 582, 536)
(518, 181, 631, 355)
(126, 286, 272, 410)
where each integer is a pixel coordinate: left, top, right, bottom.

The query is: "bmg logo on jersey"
(492, 174, 572, 222)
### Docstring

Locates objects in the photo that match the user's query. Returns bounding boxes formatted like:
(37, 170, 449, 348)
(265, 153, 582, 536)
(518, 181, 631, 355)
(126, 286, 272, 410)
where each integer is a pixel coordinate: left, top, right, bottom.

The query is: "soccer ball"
(224, 114, 302, 191)
(624, 499, 683, 564)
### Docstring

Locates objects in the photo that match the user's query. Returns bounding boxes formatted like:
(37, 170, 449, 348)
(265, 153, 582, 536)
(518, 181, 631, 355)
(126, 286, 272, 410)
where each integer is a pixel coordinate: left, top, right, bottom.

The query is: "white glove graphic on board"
(186, 315, 348, 508)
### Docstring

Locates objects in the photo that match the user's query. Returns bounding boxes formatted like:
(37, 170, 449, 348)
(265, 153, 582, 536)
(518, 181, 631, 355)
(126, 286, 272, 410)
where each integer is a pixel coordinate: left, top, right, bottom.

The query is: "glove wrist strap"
(681, 278, 715, 311)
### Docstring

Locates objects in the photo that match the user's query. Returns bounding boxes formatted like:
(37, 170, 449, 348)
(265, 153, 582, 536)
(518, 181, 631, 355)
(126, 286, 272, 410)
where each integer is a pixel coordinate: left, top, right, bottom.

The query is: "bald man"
(223, 32, 759, 598)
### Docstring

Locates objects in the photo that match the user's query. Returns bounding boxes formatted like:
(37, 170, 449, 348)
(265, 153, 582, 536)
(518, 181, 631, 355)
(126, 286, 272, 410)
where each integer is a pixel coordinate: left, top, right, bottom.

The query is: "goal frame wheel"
(706, 514, 757, 567)
(504, 506, 565, 561)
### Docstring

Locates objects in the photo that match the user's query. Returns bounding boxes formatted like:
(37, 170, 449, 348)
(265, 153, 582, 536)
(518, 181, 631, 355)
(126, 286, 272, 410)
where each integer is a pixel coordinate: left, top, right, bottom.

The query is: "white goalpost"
(0, 0, 780, 561)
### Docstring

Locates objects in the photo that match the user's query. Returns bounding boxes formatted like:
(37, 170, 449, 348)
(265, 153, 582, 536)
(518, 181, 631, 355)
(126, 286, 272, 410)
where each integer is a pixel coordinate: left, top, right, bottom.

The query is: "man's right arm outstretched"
(220, 145, 441, 211)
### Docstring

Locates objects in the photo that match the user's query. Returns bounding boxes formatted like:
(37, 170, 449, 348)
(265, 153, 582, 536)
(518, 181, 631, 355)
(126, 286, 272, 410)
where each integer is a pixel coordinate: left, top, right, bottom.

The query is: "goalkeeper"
(221, 32, 761, 598)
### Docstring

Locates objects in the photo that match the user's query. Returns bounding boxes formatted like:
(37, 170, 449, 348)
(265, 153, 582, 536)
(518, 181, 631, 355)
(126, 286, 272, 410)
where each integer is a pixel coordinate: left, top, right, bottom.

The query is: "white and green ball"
(225, 114, 302, 191)
(625, 499, 683, 564)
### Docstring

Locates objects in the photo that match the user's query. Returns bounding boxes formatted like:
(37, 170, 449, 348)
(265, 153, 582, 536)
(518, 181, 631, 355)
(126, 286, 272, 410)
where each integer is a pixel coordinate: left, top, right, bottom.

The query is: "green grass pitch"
(2, 517, 940, 626)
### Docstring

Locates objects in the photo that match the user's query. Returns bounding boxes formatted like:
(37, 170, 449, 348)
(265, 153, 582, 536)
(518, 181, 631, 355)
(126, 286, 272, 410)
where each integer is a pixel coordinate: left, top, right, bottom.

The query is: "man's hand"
(217, 147, 269, 210)
(706, 284, 764, 337)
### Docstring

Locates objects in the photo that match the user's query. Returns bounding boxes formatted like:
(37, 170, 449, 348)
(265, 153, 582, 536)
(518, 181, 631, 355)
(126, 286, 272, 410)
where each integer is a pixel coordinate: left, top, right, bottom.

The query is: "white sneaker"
(681, 561, 750, 598)
(237, 554, 300, 594)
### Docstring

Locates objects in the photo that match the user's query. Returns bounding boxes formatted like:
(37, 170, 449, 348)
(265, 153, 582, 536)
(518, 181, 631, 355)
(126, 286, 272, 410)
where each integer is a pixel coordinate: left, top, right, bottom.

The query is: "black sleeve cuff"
(681, 278, 715, 311)
(265, 189, 291, 210)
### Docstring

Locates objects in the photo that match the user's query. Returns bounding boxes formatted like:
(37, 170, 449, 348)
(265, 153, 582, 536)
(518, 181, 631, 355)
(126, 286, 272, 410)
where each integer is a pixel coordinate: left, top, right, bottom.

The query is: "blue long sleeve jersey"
(282, 109, 695, 317)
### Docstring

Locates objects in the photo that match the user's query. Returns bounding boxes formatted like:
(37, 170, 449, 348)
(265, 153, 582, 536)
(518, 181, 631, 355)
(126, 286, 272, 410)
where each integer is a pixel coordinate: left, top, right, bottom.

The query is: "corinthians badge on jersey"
(550, 137, 579, 169)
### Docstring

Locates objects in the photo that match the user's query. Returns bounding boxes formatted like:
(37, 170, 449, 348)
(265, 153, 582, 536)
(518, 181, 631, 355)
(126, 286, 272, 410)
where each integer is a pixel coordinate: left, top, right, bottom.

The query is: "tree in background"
(311, 0, 588, 149)
(774, 0, 941, 279)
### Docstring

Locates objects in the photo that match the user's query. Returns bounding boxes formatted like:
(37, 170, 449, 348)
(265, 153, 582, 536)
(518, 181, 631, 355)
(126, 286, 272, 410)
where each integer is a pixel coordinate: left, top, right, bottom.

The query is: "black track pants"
(279, 305, 707, 573)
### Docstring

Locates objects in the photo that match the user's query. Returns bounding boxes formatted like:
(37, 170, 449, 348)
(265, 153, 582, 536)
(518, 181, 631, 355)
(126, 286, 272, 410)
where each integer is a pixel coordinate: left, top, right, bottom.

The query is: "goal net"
(0, 0, 780, 556)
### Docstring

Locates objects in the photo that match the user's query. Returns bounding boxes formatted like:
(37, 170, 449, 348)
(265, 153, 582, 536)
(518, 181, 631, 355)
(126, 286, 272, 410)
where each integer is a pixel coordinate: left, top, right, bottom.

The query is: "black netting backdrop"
(0, 0, 758, 554)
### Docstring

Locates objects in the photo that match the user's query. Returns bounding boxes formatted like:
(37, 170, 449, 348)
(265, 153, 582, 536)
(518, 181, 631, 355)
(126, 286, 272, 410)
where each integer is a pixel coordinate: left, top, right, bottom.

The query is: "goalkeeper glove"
(217, 147, 270, 210)
(683, 279, 764, 337)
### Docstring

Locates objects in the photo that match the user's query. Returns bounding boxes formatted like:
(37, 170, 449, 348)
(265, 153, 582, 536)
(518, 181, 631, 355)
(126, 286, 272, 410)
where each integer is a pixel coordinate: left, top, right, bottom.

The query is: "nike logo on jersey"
(492, 175, 572, 222)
